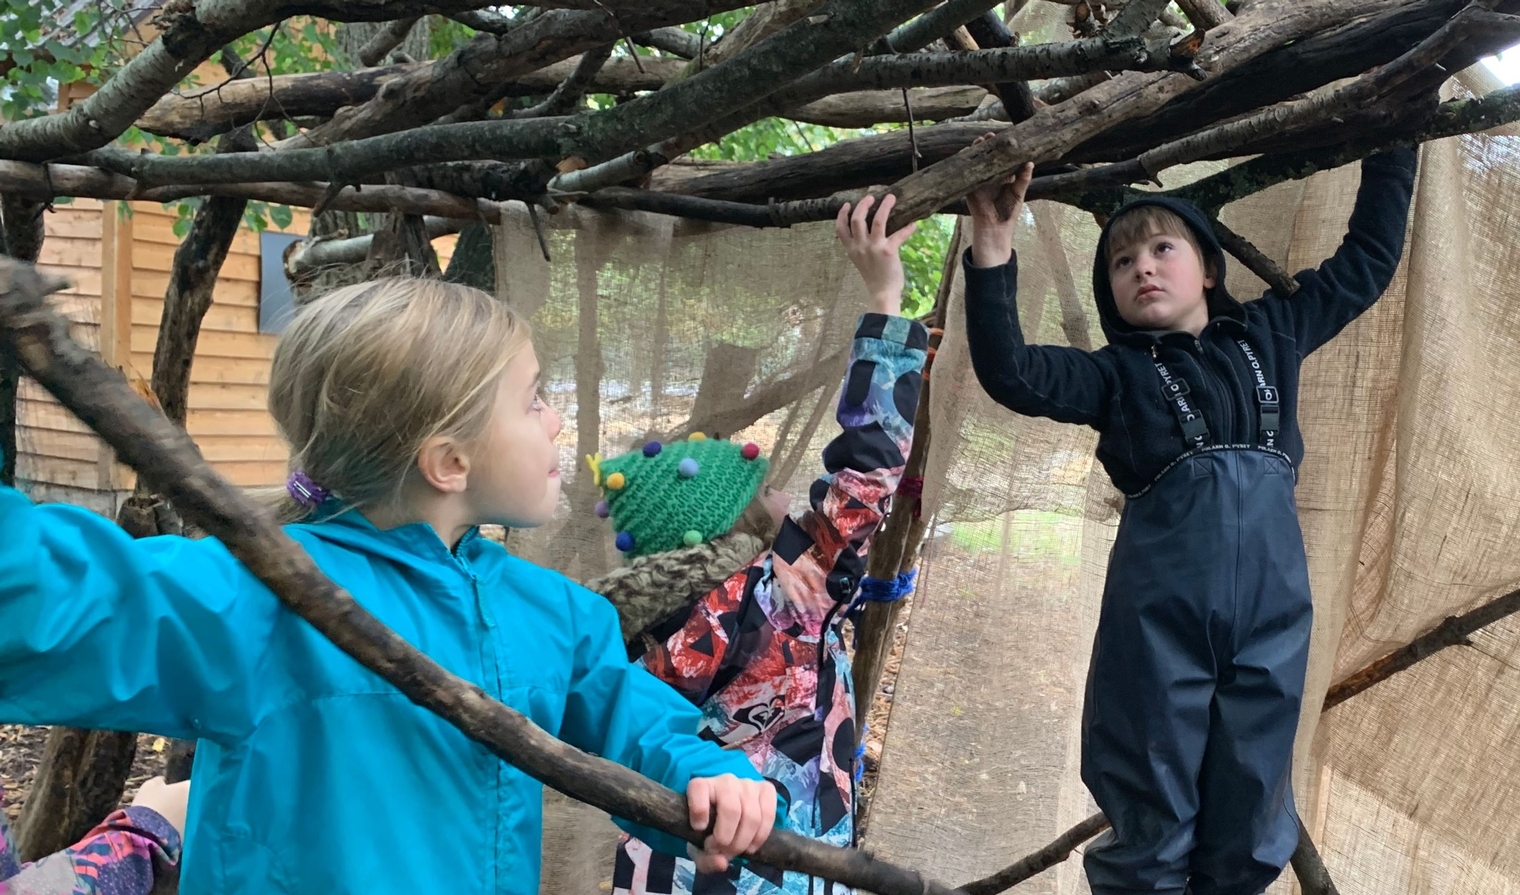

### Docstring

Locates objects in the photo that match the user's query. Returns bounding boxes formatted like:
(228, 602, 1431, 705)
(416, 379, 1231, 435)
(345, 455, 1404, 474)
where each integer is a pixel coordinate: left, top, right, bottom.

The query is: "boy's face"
(1107, 231, 1215, 336)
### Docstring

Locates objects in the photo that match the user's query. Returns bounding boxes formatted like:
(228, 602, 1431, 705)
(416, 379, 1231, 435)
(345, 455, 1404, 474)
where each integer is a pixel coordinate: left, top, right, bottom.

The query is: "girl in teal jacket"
(0, 277, 776, 895)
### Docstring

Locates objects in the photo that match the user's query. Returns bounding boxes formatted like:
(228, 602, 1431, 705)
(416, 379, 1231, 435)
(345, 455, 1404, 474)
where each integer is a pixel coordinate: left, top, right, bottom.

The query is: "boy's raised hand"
(836, 192, 918, 318)
(686, 774, 778, 873)
(965, 132, 1034, 269)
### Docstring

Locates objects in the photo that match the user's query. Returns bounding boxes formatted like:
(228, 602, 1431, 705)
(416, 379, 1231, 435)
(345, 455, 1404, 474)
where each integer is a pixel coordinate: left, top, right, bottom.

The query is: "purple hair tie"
(286, 470, 330, 510)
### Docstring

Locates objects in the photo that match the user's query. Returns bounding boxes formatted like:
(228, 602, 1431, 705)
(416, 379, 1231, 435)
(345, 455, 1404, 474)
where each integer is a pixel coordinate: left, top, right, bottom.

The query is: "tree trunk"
(0, 194, 43, 487)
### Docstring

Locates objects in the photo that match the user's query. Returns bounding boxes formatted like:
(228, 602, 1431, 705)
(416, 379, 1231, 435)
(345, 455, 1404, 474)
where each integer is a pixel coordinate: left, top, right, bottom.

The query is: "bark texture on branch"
(0, 194, 42, 488)
(0, 256, 963, 895)
(881, 0, 1425, 229)
(136, 56, 684, 143)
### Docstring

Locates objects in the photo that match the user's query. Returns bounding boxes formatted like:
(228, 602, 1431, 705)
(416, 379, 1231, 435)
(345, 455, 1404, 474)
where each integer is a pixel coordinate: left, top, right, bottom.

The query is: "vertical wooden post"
(96, 200, 133, 493)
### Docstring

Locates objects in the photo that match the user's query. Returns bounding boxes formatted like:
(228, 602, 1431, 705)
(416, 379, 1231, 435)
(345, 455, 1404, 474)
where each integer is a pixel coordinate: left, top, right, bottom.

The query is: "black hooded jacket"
(963, 148, 1418, 496)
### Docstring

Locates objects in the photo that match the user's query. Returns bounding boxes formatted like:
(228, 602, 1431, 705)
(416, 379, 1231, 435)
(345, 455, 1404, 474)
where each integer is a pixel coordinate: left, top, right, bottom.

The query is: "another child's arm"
(764, 195, 930, 583)
(1263, 147, 1418, 354)
(0, 779, 184, 895)
(0, 486, 273, 743)
(559, 586, 776, 871)
(963, 151, 1114, 428)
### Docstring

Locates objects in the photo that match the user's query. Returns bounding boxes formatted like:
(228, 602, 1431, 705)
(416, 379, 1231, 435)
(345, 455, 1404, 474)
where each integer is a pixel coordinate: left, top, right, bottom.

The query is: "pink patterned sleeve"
(0, 792, 180, 895)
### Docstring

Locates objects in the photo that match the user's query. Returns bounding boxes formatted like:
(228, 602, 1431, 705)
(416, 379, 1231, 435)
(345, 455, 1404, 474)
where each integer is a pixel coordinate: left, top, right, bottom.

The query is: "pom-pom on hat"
(588, 435, 769, 557)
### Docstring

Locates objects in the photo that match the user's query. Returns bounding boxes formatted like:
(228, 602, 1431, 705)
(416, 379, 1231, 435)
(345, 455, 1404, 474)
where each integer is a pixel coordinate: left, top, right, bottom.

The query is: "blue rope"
(846, 568, 917, 623)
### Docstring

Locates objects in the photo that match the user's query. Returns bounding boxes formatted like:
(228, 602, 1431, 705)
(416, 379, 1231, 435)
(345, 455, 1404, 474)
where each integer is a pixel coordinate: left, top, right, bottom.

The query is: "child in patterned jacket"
(1, 777, 186, 895)
(591, 194, 927, 895)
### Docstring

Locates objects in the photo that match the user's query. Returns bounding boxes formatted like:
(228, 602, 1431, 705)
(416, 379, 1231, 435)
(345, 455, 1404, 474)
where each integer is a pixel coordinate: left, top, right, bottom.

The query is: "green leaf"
(270, 204, 294, 229)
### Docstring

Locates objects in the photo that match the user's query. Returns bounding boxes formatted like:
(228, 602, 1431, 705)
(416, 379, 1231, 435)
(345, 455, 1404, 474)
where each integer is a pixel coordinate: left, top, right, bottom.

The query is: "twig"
(958, 813, 1110, 895)
(1324, 583, 1520, 710)
(0, 257, 963, 895)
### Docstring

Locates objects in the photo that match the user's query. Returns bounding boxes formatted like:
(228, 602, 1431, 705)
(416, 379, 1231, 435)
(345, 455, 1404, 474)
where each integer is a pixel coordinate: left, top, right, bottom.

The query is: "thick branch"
(880, 0, 1006, 53)
(136, 57, 682, 142)
(1176, 0, 1232, 30)
(284, 4, 758, 149)
(0, 160, 511, 220)
(964, 12, 1036, 124)
(285, 216, 462, 275)
(1105, 0, 1174, 37)
(665, 0, 829, 86)
(0, 257, 961, 895)
(82, 116, 571, 186)
(632, 27, 704, 59)
(0, 0, 533, 162)
(0, 194, 44, 491)
(788, 86, 989, 127)
(881, 0, 1417, 230)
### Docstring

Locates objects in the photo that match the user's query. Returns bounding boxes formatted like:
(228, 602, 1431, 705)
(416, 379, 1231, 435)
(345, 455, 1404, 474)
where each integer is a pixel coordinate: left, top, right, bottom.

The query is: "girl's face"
(466, 347, 564, 529)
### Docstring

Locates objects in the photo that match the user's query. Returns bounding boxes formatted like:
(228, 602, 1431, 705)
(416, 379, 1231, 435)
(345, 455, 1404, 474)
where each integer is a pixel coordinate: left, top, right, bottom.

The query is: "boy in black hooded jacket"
(961, 145, 1418, 895)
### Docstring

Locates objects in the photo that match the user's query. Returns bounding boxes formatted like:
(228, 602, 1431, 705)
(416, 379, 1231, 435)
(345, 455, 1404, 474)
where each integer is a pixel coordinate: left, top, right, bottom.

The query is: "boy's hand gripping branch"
(0, 257, 963, 895)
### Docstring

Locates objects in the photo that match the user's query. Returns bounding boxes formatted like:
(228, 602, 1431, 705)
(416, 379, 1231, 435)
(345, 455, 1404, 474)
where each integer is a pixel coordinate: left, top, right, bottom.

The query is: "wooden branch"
(286, 216, 462, 276)
(136, 57, 682, 143)
(1132, 6, 1519, 179)
(1324, 583, 1520, 710)
(632, 27, 705, 59)
(1291, 815, 1342, 895)
(788, 87, 989, 128)
(0, 0, 535, 162)
(880, 0, 1006, 53)
(80, 117, 571, 187)
(1065, 0, 1496, 164)
(1211, 217, 1298, 296)
(0, 160, 515, 220)
(0, 257, 962, 895)
(282, 4, 756, 150)
(567, 0, 943, 163)
(358, 17, 422, 67)
(664, 0, 829, 87)
(964, 12, 1037, 124)
(513, 43, 616, 118)
(1176, 0, 1232, 30)
(880, 0, 1420, 230)
(852, 223, 959, 722)
(958, 813, 1111, 895)
(1105, 0, 1174, 37)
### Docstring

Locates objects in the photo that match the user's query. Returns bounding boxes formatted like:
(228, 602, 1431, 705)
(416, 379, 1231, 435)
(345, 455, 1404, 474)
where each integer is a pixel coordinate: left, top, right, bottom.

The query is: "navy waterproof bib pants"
(1080, 344, 1314, 895)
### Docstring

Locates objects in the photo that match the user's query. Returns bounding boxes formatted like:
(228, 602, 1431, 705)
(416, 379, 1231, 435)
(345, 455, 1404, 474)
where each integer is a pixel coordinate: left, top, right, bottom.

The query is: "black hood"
(1091, 195, 1248, 345)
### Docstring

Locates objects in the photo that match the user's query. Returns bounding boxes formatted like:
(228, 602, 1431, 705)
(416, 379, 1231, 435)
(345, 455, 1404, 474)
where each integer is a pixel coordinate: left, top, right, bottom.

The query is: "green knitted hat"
(589, 434, 770, 558)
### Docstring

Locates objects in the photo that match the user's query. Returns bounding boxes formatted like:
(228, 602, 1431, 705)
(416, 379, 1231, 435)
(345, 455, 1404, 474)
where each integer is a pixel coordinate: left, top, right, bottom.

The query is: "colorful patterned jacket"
(0, 785, 181, 895)
(614, 313, 928, 895)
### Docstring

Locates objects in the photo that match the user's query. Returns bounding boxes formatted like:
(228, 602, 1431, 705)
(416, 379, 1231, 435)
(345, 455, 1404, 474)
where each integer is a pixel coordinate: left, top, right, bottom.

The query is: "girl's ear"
(415, 436, 470, 494)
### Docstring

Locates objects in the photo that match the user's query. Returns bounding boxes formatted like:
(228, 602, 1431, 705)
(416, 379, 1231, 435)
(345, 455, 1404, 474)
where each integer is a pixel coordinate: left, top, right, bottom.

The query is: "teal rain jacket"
(0, 488, 762, 894)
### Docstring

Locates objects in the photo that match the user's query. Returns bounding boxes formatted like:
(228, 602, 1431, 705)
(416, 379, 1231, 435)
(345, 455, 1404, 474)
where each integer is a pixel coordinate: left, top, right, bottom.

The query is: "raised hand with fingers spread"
(835, 192, 919, 316)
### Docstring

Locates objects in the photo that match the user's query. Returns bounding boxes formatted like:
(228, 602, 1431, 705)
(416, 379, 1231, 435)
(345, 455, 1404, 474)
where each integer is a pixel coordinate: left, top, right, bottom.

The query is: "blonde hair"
(264, 277, 532, 523)
(1104, 205, 1214, 278)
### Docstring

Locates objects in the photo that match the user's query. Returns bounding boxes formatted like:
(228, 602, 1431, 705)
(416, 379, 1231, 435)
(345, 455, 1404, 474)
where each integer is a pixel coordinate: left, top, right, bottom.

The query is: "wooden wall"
(21, 199, 457, 511)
